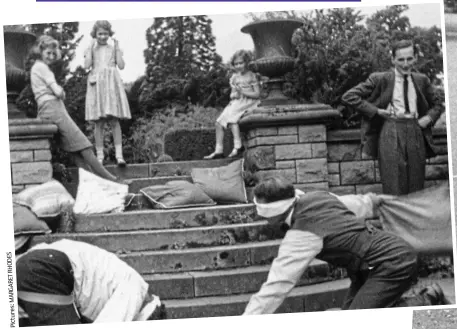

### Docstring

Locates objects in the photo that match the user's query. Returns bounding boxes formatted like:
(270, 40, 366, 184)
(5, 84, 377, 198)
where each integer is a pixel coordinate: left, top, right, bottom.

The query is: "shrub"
(164, 128, 234, 161)
(124, 105, 223, 163)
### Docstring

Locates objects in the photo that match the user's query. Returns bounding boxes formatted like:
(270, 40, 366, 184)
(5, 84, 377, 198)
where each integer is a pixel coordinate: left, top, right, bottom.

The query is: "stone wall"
(244, 124, 449, 194)
(245, 124, 330, 192)
(326, 129, 449, 195)
(9, 119, 57, 194)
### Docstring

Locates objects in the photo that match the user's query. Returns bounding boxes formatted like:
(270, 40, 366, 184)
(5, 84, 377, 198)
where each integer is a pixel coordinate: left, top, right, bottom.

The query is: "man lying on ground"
(243, 177, 450, 315)
(15, 238, 166, 326)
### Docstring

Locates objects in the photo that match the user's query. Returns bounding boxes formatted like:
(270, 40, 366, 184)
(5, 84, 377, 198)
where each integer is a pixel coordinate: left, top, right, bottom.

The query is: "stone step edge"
(162, 279, 350, 318)
(45, 221, 268, 238)
(77, 203, 255, 219)
(119, 240, 281, 258)
(143, 261, 346, 299)
(67, 158, 237, 177)
(164, 278, 350, 306)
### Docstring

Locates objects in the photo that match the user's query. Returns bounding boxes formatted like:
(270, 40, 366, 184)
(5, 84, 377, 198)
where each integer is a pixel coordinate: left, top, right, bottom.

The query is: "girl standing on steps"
(30, 35, 119, 183)
(204, 50, 260, 160)
(84, 20, 131, 167)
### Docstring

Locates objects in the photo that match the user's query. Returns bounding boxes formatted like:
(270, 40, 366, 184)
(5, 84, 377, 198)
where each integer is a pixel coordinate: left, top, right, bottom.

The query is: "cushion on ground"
(191, 159, 248, 204)
(13, 203, 51, 236)
(73, 168, 129, 215)
(140, 180, 216, 209)
(14, 179, 75, 219)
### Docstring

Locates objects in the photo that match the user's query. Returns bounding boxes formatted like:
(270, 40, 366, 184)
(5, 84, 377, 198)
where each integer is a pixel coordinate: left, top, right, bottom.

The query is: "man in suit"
(342, 40, 442, 195)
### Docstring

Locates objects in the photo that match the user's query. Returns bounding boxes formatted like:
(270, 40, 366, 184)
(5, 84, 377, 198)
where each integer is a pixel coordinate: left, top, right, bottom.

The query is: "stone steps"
(118, 240, 282, 274)
(163, 279, 350, 319)
(65, 175, 195, 197)
(33, 221, 271, 252)
(67, 158, 237, 180)
(57, 156, 354, 316)
(72, 204, 256, 232)
(144, 262, 347, 299)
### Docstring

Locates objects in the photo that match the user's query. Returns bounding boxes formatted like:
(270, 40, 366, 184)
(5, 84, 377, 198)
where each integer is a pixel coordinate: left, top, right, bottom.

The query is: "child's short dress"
(31, 61, 92, 153)
(216, 71, 260, 128)
(85, 44, 131, 121)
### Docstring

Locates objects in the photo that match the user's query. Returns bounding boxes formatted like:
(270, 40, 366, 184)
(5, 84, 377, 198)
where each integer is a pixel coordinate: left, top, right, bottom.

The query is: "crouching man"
(16, 238, 166, 326)
(243, 177, 448, 315)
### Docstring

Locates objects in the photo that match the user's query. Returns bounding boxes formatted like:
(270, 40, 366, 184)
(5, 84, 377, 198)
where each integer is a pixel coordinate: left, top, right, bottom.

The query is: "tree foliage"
(138, 15, 228, 115)
(248, 6, 443, 128)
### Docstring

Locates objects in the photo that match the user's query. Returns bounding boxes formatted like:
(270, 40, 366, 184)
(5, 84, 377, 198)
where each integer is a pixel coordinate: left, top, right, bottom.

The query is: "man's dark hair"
(391, 40, 418, 57)
(254, 176, 295, 203)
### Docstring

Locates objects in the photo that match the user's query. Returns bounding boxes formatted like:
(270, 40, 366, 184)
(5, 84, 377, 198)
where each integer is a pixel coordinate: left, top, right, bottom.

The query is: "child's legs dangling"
(204, 122, 225, 159)
(94, 120, 106, 162)
(230, 123, 242, 149)
(78, 148, 117, 182)
(228, 123, 244, 158)
(215, 122, 224, 152)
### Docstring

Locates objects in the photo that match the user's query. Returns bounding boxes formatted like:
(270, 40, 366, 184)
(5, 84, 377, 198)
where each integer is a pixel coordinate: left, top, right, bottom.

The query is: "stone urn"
(241, 19, 303, 106)
(4, 25, 36, 119)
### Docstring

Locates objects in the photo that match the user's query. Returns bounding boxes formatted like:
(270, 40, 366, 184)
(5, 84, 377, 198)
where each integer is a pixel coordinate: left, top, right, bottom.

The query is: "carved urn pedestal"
(239, 19, 341, 191)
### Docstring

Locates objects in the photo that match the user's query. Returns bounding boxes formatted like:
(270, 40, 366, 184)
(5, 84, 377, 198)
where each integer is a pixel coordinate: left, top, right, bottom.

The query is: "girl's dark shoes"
(228, 146, 245, 158)
(204, 152, 224, 160)
(116, 157, 127, 167)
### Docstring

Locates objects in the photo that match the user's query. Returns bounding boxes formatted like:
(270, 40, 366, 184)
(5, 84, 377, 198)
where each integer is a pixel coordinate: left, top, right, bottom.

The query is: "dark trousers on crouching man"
(340, 225, 418, 309)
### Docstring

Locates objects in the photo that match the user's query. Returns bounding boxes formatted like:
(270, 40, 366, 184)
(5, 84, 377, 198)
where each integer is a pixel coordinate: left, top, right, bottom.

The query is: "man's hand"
(418, 115, 432, 128)
(377, 108, 391, 119)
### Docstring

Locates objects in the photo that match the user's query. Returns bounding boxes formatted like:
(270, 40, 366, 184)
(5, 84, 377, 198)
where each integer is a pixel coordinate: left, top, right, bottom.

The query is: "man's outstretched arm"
(243, 230, 323, 315)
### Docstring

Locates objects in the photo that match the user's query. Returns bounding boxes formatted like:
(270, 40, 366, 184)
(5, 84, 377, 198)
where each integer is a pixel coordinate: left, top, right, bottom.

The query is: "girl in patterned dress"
(204, 50, 260, 159)
(30, 35, 119, 182)
(84, 21, 131, 166)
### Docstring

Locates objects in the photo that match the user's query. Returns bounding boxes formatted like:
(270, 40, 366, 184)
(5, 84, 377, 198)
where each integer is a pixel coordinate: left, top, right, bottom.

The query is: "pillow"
(191, 159, 248, 204)
(14, 179, 75, 219)
(15, 235, 32, 251)
(13, 203, 51, 236)
(73, 168, 129, 215)
(140, 180, 215, 209)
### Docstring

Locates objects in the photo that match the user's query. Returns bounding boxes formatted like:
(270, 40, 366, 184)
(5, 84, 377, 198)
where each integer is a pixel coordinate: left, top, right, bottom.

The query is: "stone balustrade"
(240, 105, 449, 193)
(9, 119, 57, 194)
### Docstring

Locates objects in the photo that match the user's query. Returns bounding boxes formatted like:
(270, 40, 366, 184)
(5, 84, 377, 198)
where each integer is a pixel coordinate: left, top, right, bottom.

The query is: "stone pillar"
(240, 104, 340, 192)
(9, 119, 57, 194)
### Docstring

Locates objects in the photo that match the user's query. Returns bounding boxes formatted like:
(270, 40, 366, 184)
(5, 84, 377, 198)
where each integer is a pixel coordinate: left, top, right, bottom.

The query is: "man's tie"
(403, 75, 410, 113)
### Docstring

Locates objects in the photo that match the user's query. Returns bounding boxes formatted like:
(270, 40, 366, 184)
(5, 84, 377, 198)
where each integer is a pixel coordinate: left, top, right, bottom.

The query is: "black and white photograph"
(3, 1, 455, 327)
(412, 307, 457, 329)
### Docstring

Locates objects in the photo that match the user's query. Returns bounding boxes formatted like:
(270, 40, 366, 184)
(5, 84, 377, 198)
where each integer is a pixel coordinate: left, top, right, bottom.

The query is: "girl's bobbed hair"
(29, 35, 61, 62)
(91, 20, 114, 38)
(230, 49, 253, 67)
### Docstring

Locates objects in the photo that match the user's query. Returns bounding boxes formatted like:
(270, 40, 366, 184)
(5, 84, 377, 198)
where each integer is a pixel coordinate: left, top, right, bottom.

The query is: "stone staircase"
(34, 158, 350, 319)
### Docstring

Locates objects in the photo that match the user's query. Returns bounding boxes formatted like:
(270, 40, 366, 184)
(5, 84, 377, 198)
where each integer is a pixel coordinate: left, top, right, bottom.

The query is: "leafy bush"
(124, 105, 223, 163)
(164, 128, 234, 161)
